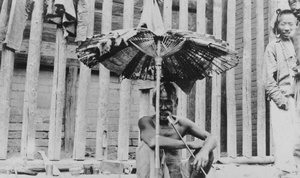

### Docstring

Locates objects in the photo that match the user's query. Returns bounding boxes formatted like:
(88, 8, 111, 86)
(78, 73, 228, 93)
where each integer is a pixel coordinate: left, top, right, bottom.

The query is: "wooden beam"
(211, 0, 222, 160)
(64, 66, 78, 155)
(21, 0, 44, 160)
(48, 26, 67, 160)
(117, 0, 134, 161)
(96, 0, 112, 161)
(178, 0, 188, 159)
(195, 0, 206, 131)
(218, 156, 274, 164)
(73, 0, 95, 160)
(226, 0, 237, 158)
(138, 88, 152, 143)
(242, 0, 252, 157)
(0, 47, 15, 159)
(256, 0, 266, 157)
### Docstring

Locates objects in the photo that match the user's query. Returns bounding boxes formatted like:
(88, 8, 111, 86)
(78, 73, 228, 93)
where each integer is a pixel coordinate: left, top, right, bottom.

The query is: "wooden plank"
(211, 0, 222, 160)
(117, 0, 134, 161)
(21, 0, 44, 160)
(268, 0, 277, 156)
(178, 0, 188, 159)
(256, 0, 266, 157)
(226, 0, 237, 158)
(242, 0, 252, 157)
(138, 88, 152, 143)
(64, 66, 78, 154)
(96, 0, 112, 161)
(0, 47, 14, 159)
(48, 27, 67, 160)
(195, 0, 206, 131)
(163, 0, 172, 30)
(218, 156, 274, 164)
(73, 0, 95, 160)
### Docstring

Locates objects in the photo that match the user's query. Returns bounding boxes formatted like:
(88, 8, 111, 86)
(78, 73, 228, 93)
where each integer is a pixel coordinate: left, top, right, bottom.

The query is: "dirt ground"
(0, 164, 279, 178)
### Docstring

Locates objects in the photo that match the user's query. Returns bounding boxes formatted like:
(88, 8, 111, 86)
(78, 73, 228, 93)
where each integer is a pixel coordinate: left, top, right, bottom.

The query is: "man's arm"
(138, 116, 188, 149)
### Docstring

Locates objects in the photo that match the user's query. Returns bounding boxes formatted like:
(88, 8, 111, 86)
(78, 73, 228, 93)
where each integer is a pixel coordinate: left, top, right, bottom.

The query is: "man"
(136, 82, 217, 178)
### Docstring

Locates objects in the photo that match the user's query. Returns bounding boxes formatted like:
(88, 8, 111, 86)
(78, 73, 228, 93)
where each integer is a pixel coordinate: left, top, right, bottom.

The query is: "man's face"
(277, 14, 297, 39)
(289, 0, 300, 19)
(158, 90, 177, 121)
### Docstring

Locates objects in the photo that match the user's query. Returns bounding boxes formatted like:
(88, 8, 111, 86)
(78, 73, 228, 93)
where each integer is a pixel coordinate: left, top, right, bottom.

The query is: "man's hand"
(278, 97, 289, 111)
(192, 150, 210, 172)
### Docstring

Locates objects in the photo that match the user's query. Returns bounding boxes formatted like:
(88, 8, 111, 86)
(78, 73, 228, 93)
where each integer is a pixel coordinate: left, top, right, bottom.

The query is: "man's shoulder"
(138, 115, 153, 126)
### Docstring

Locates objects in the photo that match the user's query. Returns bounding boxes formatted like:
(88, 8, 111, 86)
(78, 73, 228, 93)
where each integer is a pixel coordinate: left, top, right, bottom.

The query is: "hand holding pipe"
(166, 114, 208, 176)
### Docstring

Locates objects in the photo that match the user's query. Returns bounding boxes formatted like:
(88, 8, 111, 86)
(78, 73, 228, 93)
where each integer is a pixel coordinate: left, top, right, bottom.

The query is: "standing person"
(136, 82, 217, 178)
(265, 9, 300, 178)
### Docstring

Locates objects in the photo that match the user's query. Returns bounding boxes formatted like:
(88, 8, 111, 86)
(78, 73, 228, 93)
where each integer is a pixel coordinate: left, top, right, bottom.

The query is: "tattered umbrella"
(76, 0, 239, 176)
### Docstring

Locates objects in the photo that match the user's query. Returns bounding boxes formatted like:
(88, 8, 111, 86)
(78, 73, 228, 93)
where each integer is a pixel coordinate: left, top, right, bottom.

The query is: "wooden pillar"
(96, 0, 112, 161)
(195, 0, 206, 131)
(163, 0, 172, 30)
(117, 0, 134, 161)
(242, 0, 252, 157)
(48, 26, 67, 160)
(21, 0, 44, 160)
(226, 0, 237, 158)
(256, 0, 266, 157)
(178, 0, 188, 159)
(211, 0, 222, 160)
(138, 87, 152, 143)
(73, 0, 95, 160)
(64, 66, 78, 155)
(0, 47, 14, 159)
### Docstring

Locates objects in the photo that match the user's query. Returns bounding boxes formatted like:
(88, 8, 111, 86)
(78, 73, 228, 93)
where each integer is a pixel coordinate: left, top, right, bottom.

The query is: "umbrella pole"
(154, 56, 162, 178)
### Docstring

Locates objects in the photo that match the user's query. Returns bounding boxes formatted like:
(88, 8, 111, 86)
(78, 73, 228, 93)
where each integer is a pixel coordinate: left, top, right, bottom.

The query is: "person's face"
(277, 14, 297, 39)
(158, 90, 177, 121)
(289, 0, 300, 18)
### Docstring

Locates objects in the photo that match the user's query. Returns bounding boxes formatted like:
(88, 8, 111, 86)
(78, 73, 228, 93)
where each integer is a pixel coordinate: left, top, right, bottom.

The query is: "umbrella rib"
(182, 49, 210, 78)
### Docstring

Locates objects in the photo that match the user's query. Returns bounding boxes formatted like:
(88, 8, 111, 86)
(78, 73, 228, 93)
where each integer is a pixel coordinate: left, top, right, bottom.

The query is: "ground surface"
(0, 164, 279, 178)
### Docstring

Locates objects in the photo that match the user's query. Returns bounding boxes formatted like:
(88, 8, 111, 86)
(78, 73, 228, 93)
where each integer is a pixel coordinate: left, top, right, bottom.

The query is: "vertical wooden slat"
(117, 0, 134, 161)
(268, 0, 278, 157)
(242, 0, 252, 157)
(73, 0, 95, 160)
(178, 0, 188, 159)
(256, 0, 266, 157)
(21, 0, 44, 160)
(211, 0, 222, 160)
(65, 66, 78, 154)
(226, 0, 237, 158)
(163, 0, 172, 30)
(195, 0, 206, 131)
(48, 27, 67, 160)
(138, 88, 152, 143)
(96, 0, 112, 161)
(0, 47, 14, 159)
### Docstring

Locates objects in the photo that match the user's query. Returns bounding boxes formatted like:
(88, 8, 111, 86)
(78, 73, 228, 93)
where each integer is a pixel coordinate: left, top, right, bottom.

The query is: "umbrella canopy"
(77, 27, 239, 93)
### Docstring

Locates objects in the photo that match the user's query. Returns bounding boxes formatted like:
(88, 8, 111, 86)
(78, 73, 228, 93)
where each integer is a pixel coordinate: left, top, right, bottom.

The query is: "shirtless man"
(136, 82, 217, 178)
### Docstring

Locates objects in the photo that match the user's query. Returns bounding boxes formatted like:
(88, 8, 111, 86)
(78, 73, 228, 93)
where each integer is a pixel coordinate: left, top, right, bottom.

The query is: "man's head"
(289, 0, 300, 19)
(152, 82, 178, 121)
(273, 9, 298, 40)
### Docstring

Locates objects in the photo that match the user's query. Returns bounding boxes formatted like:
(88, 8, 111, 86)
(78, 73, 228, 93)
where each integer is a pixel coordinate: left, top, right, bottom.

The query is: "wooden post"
(73, 0, 95, 160)
(226, 0, 237, 158)
(242, 0, 252, 157)
(0, 47, 14, 159)
(195, 0, 206, 131)
(64, 66, 78, 155)
(178, 0, 188, 159)
(96, 0, 112, 161)
(21, 0, 44, 160)
(211, 0, 222, 160)
(48, 26, 67, 160)
(256, 0, 266, 157)
(163, 0, 172, 30)
(138, 87, 152, 143)
(117, 0, 134, 161)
